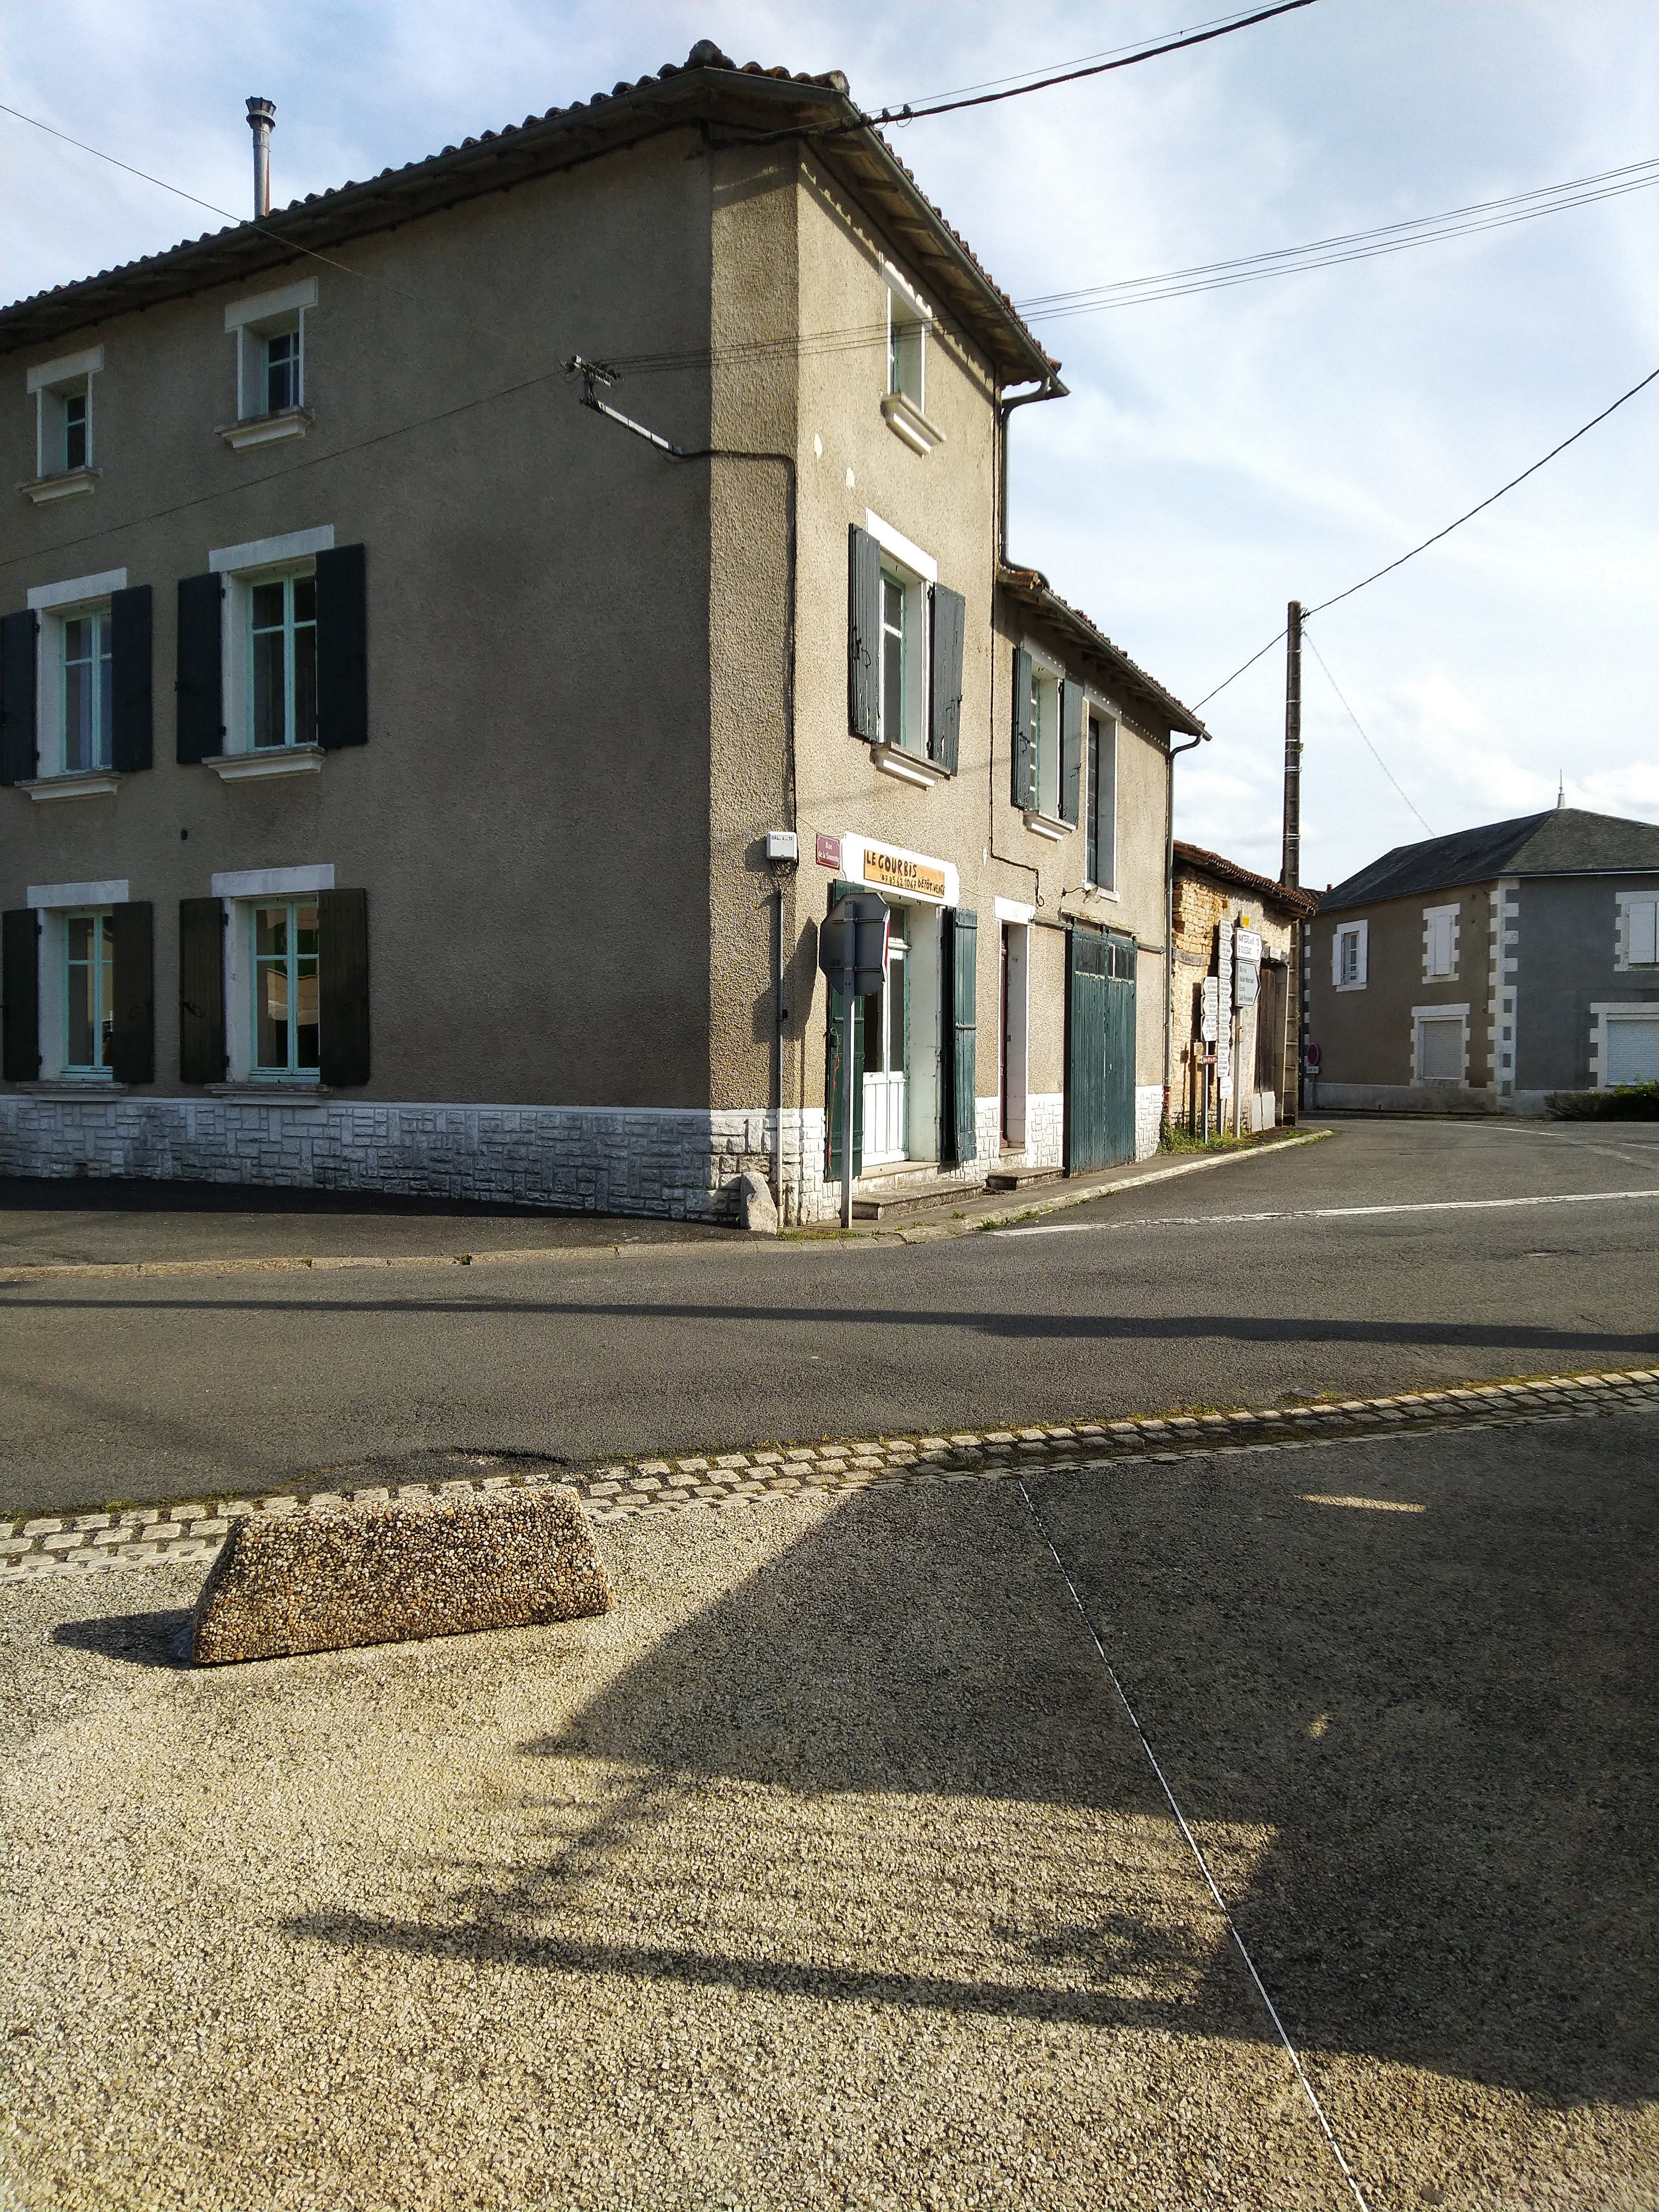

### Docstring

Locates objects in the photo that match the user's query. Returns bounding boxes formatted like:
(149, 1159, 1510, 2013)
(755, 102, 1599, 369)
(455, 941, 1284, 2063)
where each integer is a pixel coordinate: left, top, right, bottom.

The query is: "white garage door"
(1605, 1015, 1659, 1087)
(1418, 1018, 1463, 1080)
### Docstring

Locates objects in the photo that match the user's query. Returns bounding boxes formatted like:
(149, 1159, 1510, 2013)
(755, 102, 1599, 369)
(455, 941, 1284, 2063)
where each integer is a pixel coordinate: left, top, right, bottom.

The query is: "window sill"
(15, 1078, 124, 1096)
(1022, 810, 1073, 843)
(202, 746, 324, 782)
(216, 407, 313, 452)
(869, 743, 948, 789)
(881, 392, 945, 456)
(207, 1083, 332, 1106)
(15, 771, 120, 803)
(1334, 981, 1367, 993)
(19, 466, 101, 506)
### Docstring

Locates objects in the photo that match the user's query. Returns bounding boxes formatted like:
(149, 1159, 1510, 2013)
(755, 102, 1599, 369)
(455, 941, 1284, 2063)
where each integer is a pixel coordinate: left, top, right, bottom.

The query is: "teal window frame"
(252, 899, 321, 1076)
(249, 569, 317, 750)
(63, 908, 115, 1076)
(62, 607, 113, 773)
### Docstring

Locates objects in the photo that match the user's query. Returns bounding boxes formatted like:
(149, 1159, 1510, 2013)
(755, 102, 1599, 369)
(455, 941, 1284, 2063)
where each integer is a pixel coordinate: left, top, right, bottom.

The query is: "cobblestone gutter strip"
(0, 1132, 1334, 1284)
(4, 1367, 1654, 1583)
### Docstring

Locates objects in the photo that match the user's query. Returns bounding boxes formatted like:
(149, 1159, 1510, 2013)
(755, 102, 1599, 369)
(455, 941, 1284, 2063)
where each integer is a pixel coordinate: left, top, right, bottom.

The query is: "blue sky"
(4, 0, 1655, 885)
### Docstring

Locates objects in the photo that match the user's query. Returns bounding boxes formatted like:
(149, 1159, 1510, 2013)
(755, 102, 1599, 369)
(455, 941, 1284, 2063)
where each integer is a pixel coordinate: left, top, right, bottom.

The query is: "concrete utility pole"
(1280, 599, 1302, 889)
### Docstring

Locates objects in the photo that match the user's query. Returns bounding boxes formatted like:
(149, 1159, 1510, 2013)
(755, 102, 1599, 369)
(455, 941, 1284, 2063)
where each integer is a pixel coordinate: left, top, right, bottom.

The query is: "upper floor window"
(1011, 647, 1078, 832)
(1086, 712, 1117, 892)
(1618, 891, 1658, 970)
(1334, 919, 1368, 990)
(1423, 903, 1458, 980)
(222, 277, 315, 449)
(23, 346, 103, 499)
(879, 266, 943, 456)
(250, 571, 317, 749)
(847, 517, 962, 780)
(62, 609, 114, 773)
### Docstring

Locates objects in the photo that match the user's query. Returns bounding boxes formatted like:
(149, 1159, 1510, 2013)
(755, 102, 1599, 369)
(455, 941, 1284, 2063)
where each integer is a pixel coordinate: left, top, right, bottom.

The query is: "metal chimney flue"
(246, 97, 275, 219)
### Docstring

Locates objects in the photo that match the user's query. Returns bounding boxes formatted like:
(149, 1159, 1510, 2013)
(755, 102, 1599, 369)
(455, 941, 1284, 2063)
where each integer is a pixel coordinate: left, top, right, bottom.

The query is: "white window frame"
(1019, 641, 1064, 828)
(209, 527, 333, 758)
(27, 346, 103, 481)
(26, 568, 128, 780)
(1422, 902, 1459, 981)
(24, 879, 129, 1080)
(248, 898, 322, 1078)
(1085, 706, 1118, 894)
(884, 264, 929, 412)
(246, 569, 317, 751)
(862, 510, 935, 759)
(225, 278, 316, 422)
(1333, 919, 1368, 991)
(1412, 1003, 1468, 1084)
(1615, 889, 1658, 971)
(1589, 1002, 1659, 1091)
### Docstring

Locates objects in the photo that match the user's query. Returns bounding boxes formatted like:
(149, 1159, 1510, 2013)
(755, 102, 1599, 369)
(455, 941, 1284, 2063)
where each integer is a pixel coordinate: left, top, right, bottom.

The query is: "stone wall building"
(1170, 843, 1315, 1134)
(0, 41, 1206, 1223)
(1306, 808, 1659, 1114)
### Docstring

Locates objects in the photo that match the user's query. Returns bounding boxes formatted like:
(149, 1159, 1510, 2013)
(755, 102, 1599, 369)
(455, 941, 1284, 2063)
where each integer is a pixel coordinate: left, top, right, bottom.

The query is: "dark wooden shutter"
(928, 584, 965, 772)
(319, 887, 370, 1085)
(1060, 680, 1083, 826)
(175, 573, 224, 763)
(178, 898, 227, 1084)
(110, 585, 153, 774)
(1, 610, 38, 785)
(824, 879, 864, 1179)
(1085, 719, 1101, 886)
(847, 525, 881, 741)
(108, 902, 154, 1084)
(941, 906, 978, 1166)
(3, 908, 41, 1081)
(1011, 647, 1036, 811)
(316, 543, 367, 750)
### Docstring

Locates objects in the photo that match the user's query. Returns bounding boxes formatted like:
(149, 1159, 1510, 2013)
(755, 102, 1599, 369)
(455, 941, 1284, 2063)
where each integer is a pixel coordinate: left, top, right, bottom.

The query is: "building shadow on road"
(282, 1411, 1657, 2109)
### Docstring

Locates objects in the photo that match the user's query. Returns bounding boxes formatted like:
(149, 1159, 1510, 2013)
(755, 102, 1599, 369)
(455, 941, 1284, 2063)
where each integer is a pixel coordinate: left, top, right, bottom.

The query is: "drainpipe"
(1164, 729, 1210, 1133)
(246, 97, 275, 220)
(998, 373, 1068, 567)
(988, 373, 1069, 902)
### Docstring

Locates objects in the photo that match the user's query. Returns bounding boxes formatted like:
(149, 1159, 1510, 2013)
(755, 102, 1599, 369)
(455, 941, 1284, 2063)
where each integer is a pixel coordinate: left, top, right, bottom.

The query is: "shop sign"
(861, 843, 948, 901)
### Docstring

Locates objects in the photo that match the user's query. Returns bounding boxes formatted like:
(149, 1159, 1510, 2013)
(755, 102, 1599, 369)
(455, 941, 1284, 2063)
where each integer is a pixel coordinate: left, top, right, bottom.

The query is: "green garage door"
(1066, 927, 1136, 1172)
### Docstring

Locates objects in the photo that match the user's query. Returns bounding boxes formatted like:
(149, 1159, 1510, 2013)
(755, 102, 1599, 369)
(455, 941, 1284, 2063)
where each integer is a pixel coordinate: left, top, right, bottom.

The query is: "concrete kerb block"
(191, 1486, 611, 1665)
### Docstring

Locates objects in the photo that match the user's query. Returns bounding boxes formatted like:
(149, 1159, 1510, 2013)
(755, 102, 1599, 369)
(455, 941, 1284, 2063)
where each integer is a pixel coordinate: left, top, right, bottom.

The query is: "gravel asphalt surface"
(3, 1401, 1654, 2210)
(2, 1118, 1655, 1518)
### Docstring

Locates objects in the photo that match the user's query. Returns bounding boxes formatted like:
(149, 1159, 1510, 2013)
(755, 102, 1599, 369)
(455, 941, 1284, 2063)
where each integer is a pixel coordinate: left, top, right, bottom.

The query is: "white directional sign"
(1200, 976, 1219, 1043)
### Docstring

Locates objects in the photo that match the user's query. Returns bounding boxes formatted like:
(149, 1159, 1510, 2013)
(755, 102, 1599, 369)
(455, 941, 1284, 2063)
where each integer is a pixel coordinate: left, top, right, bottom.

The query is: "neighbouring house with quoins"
(1, 38, 1206, 1224)
(1306, 807, 1659, 1113)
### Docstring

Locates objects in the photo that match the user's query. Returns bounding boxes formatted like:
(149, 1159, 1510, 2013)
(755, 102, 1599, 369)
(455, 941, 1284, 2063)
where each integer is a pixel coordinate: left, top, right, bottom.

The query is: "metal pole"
(840, 974, 856, 1231)
(1280, 599, 1302, 889)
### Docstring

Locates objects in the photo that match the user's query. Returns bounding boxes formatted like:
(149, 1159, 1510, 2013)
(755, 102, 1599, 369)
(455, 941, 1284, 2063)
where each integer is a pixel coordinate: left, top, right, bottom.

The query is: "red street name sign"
(816, 832, 842, 869)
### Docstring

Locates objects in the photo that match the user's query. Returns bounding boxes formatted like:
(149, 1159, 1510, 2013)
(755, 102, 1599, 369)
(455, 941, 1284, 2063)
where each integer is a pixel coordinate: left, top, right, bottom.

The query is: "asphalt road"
(3, 1117, 1655, 1518)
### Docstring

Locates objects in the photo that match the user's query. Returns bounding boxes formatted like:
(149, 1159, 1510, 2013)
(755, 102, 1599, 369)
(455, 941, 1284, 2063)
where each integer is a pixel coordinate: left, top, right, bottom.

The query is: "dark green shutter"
(928, 584, 965, 772)
(847, 525, 881, 740)
(825, 879, 864, 1179)
(1, 610, 38, 785)
(178, 898, 227, 1084)
(175, 573, 224, 763)
(316, 543, 367, 750)
(3, 908, 40, 1080)
(1085, 719, 1101, 886)
(111, 585, 153, 774)
(319, 887, 370, 1085)
(109, 902, 154, 1084)
(1060, 680, 1083, 826)
(942, 906, 977, 1166)
(1011, 647, 1037, 811)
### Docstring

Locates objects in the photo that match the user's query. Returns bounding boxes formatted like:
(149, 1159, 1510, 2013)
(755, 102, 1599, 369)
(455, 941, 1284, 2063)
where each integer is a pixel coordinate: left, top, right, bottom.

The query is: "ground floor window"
(1414, 1008, 1467, 1083)
(1601, 1008, 1659, 1088)
(63, 909, 114, 1074)
(253, 901, 320, 1074)
(862, 916, 910, 1164)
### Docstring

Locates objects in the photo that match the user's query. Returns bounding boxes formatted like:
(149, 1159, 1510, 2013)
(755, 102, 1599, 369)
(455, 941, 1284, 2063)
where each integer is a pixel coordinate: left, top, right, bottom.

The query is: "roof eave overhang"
(1000, 567, 1205, 739)
(0, 68, 1052, 381)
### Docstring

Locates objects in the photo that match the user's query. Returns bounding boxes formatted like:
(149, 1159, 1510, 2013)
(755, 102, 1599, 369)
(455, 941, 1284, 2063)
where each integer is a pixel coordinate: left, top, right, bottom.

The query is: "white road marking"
(998, 1187, 1659, 1236)
(1302, 1494, 1427, 1513)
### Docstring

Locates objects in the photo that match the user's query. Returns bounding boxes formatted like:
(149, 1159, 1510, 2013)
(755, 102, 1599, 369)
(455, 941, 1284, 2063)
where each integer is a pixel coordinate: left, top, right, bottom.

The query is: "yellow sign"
(862, 844, 948, 901)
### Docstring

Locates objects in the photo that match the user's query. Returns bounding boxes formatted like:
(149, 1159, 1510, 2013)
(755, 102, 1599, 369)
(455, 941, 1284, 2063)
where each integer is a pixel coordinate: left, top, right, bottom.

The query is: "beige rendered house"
(0, 38, 1203, 1224)
(1307, 808, 1659, 1114)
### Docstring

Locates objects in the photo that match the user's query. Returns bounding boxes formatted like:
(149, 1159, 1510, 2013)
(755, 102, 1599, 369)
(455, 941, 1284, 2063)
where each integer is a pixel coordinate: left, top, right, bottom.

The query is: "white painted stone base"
(1135, 1085, 1162, 1161)
(0, 1094, 800, 1226)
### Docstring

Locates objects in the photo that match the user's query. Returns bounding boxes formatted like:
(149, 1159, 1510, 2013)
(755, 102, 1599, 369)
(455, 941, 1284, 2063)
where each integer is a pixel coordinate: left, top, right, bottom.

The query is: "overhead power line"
(1302, 632, 1433, 834)
(873, 6, 1285, 111)
(1192, 366, 1659, 709)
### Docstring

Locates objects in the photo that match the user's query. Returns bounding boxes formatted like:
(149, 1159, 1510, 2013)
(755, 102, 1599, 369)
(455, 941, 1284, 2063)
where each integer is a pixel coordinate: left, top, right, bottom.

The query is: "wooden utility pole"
(1280, 600, 1302, 888)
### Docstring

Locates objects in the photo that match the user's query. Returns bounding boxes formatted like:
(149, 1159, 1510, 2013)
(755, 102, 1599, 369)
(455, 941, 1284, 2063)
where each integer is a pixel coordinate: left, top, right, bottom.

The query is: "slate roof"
(0, 40, 1054, 386)
(1319, 808, 1659, 912)
(1173, 842, 1318, 918)
(999, 564, 1205, 738)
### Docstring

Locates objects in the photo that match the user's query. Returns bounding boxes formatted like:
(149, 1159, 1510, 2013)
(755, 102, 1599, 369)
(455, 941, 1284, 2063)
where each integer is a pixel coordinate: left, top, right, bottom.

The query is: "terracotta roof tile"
(1174, 841, 1318, 915)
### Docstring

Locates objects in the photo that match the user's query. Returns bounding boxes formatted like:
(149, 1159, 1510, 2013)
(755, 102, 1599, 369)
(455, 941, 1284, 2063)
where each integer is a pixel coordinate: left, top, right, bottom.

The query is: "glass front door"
(862, 927, 909, 1166)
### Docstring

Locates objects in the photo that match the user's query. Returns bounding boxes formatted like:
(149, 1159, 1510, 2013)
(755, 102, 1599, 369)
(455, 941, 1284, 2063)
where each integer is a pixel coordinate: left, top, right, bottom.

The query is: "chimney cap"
(246, 96, 275, 128)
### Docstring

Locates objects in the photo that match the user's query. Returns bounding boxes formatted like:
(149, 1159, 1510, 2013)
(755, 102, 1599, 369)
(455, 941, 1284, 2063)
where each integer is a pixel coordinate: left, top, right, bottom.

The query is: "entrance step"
(849, 1168, 988, 1221)
(982, 1166, 1067, 1193)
